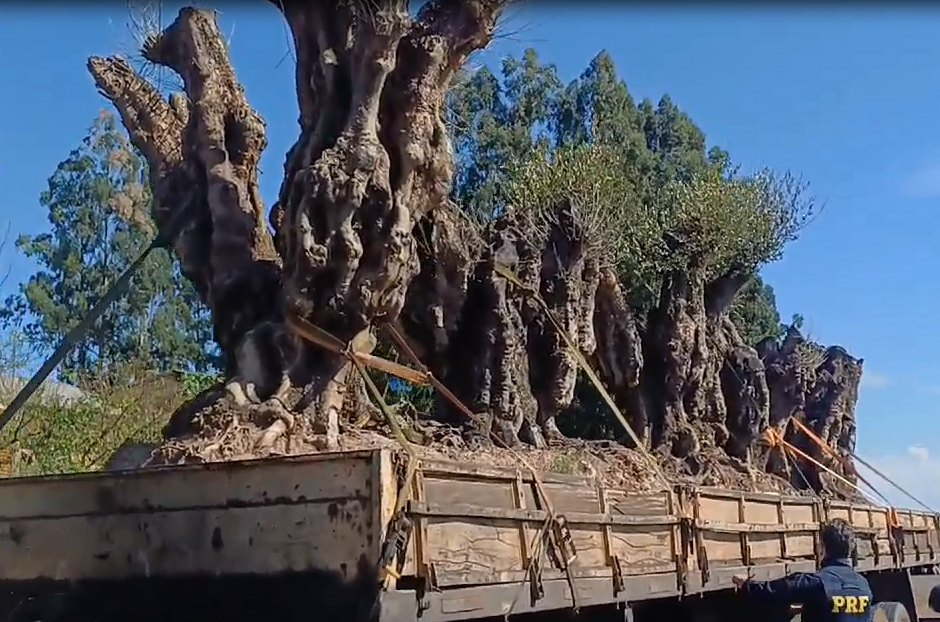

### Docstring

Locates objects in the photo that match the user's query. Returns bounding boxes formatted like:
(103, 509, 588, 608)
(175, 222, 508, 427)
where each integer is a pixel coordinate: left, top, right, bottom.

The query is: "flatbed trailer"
(0, 449, 938, 622)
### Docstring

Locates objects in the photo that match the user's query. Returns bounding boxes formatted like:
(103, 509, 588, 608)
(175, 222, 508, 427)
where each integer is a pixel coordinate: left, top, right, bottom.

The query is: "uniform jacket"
(741, 558, 873, 622)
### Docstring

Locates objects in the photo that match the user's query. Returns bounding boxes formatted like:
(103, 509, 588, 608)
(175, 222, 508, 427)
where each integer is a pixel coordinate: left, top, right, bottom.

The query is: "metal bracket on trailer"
(529, 557, 545, 604)
(379, 511, 414, 585)
(552, 515, 578, 566)
(416, 564, 438, 614)
(612, 554, 625, 596)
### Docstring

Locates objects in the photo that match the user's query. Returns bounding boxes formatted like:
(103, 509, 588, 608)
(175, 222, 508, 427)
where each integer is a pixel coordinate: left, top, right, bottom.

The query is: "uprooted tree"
(88, 1, 865, 497)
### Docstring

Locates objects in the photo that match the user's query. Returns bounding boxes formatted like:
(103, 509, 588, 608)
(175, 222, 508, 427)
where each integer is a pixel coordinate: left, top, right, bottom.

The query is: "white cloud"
(900, 161, 940, 198)
(859, 371, 889, 390)
(908, 445, 930, 462)
(859, 445, 940, 512)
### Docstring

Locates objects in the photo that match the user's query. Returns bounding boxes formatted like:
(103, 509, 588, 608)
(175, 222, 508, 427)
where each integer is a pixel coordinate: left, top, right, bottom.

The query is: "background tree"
(447, 49, 794, 340)
(445, 49, 814, 453)
(0, 111, 216, 387)
(0, 224, 11, 294)
(730, 275, 787, 346)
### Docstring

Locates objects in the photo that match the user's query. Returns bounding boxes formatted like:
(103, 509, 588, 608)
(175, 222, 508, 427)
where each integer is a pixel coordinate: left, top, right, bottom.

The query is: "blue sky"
(1, 4, 938, 506)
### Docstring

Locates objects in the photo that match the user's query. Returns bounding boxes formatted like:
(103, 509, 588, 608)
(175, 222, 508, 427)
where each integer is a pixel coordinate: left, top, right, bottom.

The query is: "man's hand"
(732, 575, 748, 589)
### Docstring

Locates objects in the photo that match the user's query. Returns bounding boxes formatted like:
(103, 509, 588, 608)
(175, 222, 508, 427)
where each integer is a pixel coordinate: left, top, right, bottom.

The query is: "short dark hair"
(821, 518, 855, 559)
(929, 585, 940, 613)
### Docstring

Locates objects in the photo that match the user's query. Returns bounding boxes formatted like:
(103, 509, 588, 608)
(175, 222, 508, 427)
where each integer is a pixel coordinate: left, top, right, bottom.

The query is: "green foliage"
(0, 112, 218, 386)
(502, 143, 640, 267)
(658, 167, 814, 278)
(448, 48, 806, 340)
(730, 275, 787, 345)
(178, 369, 223, 401)
(0, 331, 180, 476)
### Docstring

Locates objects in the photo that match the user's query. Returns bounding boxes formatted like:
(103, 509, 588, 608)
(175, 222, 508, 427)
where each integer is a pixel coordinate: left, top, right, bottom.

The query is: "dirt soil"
(153, 397, 812, 498)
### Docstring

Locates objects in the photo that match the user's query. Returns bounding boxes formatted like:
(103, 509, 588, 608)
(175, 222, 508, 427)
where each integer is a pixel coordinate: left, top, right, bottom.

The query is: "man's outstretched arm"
(732, 572, 823, 604)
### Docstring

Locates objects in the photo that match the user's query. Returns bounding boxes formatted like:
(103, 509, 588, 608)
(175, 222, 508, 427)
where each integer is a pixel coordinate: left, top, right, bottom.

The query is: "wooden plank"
(424, 515, 524, 586)
(606, 490, 671, 517)
(695, 491, 821, 567)
(408, 502, 678, 527)
(694, 486, 815, 505)
(0, 450, 377, 520)
(410, 464, 678, 588)
(0, 451, 388, 582)
(417, 459, 591, 487)
(696, 520, 819, 534)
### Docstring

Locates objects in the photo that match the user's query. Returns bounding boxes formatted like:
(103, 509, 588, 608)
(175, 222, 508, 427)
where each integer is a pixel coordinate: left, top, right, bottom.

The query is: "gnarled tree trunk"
(90, 2, 865, 500)
(89, 1, 504, 458)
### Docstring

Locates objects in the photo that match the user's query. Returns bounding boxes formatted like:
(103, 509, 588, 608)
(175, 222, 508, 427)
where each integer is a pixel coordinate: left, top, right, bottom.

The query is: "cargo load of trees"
(3, 0, 864, 498)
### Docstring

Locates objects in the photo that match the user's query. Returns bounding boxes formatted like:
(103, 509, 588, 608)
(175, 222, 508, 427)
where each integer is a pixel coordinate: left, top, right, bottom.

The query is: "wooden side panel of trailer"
(894, 508, 940, 566)
(0, 446, 938, 622)
(685, 488, 819, 592)
(823, 500, 895, 570)
(397, 459, 682, 603)
(0, 450, 393, 582)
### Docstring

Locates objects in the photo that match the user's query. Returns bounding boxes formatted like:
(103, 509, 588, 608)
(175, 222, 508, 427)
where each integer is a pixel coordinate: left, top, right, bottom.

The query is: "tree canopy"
(0, 111, 217, 387)
(448, 48, 806, 342)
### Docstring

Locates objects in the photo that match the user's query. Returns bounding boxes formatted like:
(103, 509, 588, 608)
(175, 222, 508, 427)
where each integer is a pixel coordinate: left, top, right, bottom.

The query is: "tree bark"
(89, 10, 282, 387)
(89, 2, 503, 455)
(527, 200, 598, 443)
(89, 3, 865, 499)
(644, 262, 711, 468)
(593, 268, 648, 446)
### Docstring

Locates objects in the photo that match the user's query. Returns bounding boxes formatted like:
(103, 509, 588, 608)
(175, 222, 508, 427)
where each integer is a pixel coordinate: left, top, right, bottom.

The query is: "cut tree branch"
(705, 264, 751, 318)
(89, 8, 282, 368)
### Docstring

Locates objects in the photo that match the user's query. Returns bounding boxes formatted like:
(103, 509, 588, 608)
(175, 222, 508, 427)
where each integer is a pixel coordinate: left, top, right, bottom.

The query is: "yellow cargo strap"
(0, 209, 190, 438)
(791, 418, 935, 514)
(763, 428, 865, 496)
(284, 315, 420, 585)
(788, 419, 893, 507)
(492, 262, 671, 491)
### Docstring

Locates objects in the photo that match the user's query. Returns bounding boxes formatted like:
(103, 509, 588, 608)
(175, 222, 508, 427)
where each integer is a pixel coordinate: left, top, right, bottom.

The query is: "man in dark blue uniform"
(732, 518, 873, 622)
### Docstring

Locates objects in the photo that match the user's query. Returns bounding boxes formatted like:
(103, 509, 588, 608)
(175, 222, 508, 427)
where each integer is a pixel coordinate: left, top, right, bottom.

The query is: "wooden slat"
(408, 501, 679, 527)
(696, 520, 820, 534)
(0, 450, 377, 519)
(2, 446, 940, 596)
(0, 450, 387, 582)
(410, 464, 679, 588)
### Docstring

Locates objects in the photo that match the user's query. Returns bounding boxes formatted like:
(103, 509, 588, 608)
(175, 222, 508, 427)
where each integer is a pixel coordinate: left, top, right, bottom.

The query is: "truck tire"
(872, 601, 911, 622)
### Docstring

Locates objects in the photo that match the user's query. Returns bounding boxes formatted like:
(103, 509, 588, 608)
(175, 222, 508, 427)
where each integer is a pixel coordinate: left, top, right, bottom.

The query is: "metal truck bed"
(0, 448, 937, 622)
